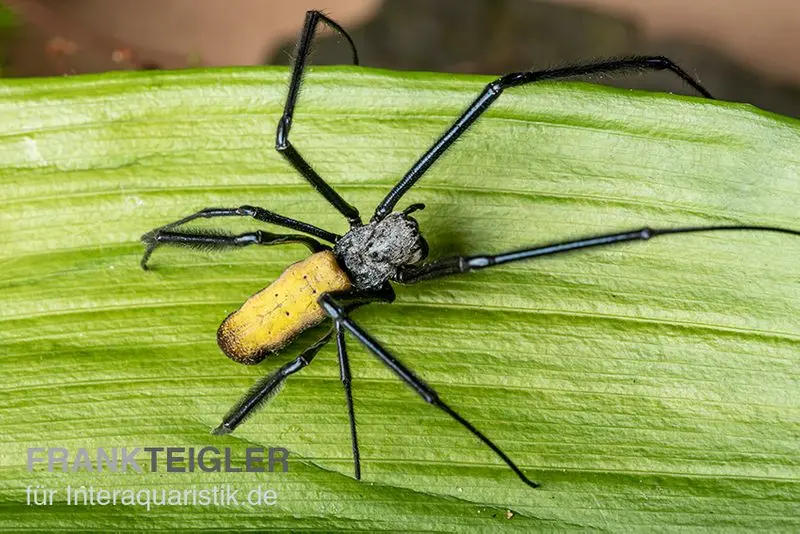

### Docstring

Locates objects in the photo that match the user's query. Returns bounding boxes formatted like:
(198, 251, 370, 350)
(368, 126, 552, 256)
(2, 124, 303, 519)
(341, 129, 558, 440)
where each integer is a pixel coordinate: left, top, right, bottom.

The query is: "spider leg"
(318, 292, 539, 489)
(140, 229, 326, 270)
(326, 285, 396, 480)
(277, 10, 362, 226)
(334, 322, 362, 479)
(373, 56, 714, 220)
(142, 205, 339, 243)
(213, 330, 334, 435)
(396, 225, 800, 284)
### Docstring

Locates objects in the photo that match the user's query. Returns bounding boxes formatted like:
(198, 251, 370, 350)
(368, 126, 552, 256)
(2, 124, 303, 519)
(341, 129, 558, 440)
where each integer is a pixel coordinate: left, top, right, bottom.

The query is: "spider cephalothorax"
(334, 208, 428, 290)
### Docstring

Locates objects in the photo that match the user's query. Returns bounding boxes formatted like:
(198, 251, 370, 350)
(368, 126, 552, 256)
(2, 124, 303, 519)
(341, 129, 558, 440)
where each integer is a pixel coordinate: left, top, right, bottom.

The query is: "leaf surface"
(1, 66, 799, 530)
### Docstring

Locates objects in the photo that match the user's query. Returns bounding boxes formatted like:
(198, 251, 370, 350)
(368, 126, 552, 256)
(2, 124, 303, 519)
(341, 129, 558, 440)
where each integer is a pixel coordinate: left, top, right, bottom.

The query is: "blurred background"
(1, 0, 799, 116)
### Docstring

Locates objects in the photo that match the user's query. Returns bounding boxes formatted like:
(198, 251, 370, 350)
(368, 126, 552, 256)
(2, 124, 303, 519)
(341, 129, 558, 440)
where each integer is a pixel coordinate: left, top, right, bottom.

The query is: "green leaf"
(1, 67, 798, 530)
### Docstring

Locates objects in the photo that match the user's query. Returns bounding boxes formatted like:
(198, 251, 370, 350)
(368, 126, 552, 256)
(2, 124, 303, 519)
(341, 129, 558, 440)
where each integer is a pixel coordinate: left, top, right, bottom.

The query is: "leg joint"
(236, 205, 257, 217)
(275, 117, 290, 151)
(644, 55, 671, 70)
(318, 294, 343, 320)
(493, 72, 526, 91)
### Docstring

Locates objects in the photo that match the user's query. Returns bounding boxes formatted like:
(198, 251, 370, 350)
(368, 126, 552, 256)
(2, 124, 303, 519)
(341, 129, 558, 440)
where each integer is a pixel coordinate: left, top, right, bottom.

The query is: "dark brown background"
(4, 0, 800, 115)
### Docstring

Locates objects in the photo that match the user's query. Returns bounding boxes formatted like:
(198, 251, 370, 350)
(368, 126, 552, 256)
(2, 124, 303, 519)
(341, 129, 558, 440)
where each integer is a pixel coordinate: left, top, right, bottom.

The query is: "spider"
(140, 11, 800, 489)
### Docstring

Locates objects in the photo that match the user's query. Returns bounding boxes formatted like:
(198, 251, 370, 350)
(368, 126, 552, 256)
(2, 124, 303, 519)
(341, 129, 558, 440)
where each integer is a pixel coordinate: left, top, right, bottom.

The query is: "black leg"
(335, 322, 361, 480)
(213, 330, 334, 435)
(373, 56, 714, 220)
(143, 205, 340, 243)
(318, 293, 539, 489)
(396, 225, 800, 284)
(326, 284, 395, 479)
(140, 229, 326, 270)
(277, 10, 362, 226)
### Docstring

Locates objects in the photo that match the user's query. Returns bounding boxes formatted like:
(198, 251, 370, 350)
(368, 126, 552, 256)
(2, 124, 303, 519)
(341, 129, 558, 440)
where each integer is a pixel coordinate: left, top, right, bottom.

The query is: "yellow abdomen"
(217, 250, 351, 364)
